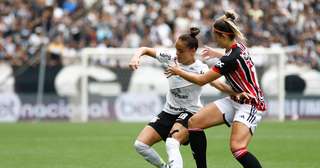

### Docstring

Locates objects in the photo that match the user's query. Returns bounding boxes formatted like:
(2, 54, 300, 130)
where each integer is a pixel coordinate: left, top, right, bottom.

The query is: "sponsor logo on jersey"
(215, 60, 225, 68)
(170, 88, 188, 99)
(160, 52, 171, 61)
(168, 103, 187, 112)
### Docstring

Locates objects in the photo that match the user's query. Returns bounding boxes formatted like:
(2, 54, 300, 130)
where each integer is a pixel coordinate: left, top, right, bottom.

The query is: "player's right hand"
(129, 56, 140, 70)
(200, 45, 223, 60)
(165, 59, 182, 78)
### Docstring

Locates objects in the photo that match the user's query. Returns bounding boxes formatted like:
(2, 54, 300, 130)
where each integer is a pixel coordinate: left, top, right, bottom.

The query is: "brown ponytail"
(190, 27, 200, 38)
(178, 27, 200, 50)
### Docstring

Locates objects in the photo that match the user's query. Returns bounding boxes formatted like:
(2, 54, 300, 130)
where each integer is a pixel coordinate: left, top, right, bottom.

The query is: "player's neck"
(182, 59, 195, 65)
(225, 40, 237, 51)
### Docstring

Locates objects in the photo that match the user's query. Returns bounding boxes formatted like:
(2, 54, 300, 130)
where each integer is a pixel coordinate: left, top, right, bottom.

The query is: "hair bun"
(190, 27, 200, 37)
(224, 10, 237, 21)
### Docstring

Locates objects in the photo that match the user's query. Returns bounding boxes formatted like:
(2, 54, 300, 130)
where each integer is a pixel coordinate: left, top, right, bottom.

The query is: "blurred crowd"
(0, 0, 319, 70)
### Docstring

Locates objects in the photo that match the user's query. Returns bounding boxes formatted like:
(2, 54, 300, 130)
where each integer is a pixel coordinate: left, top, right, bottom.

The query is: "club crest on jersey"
(215, 60, 224, 68)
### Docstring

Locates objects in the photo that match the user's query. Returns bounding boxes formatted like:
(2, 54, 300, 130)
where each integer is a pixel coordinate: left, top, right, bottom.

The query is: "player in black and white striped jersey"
(130, 27, 246, 168)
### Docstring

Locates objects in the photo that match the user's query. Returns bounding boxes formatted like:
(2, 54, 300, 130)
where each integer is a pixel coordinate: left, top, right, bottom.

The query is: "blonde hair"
(213, 10, 246, 43)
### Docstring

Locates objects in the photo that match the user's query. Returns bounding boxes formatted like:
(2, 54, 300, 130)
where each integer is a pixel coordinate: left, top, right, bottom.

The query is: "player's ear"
(189, 48, 196, 53)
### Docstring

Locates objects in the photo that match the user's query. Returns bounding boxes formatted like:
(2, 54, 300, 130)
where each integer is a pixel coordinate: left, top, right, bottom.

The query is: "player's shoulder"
(233, 43, 251, 60)
(192, 59, 209, 72)
(236, 42, 248, 51)
(156, 48, 175, 59)
(195, 59, 209, 68)
(233, 43, 249, 56)
(223, 45, 241, 61)
(155, 48, 176, 66)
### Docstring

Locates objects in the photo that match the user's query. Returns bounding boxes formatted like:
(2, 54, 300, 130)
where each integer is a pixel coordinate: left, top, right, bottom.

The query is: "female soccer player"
(166, 11, 265, 168)
(129, 27, 244, 168)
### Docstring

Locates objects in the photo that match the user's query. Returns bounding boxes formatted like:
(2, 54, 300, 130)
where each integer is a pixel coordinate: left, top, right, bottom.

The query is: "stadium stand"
(0, 0, 318, 94)
(0, 0, 318, 62)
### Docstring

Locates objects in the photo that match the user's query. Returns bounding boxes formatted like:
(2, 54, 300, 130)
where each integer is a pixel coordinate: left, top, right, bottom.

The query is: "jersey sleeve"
(212, 48, 239, 75)
(155, 49, 175, 67)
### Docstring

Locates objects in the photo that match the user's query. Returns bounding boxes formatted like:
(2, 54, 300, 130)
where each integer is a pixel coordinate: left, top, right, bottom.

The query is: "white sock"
(134, 140, 165, 168)
(165, 138, 183, 168)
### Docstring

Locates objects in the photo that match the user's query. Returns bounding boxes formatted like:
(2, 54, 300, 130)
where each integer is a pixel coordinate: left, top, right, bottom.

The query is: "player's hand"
(235, 92, 255, 101)
(200, 45, 223, 60)
(129, 55, 140, 70)
(164, 60, 181, 78)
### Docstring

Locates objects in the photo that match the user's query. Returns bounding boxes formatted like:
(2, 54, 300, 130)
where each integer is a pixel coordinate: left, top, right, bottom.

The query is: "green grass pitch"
(0, 120, 319, 168)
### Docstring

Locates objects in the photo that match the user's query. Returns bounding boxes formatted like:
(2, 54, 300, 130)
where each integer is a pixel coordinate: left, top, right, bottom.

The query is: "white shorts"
(214, 97, 264, 134)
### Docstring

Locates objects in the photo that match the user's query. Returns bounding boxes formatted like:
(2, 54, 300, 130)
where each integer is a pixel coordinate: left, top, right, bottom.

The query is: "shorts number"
(178, 113, 188, 120)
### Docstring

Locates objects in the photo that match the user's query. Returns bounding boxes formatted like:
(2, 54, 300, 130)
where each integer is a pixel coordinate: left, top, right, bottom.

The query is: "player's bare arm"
(210, 80, 236, 95)
(166, 65, 220, 86)
(129, 47, 156, 70)
(210, 80, 253, 100)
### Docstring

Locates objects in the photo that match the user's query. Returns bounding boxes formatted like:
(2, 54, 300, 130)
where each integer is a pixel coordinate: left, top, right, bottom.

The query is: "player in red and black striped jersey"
(211, 42, 266, 111)
(166, 11, 264, 168)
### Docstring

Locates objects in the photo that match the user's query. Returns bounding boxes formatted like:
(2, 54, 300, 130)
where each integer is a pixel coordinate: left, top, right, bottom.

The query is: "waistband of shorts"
(230, 96, 266, 111)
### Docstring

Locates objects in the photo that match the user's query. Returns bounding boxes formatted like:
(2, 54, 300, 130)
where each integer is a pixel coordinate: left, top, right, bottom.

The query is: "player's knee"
(169, 128, 189, 143)
(134, 140, 149, 154)
(230, 139, 246, 152)
(174, 133, 188, 143)
(168, 129, 181, 141)
(168, 129, 179, 137)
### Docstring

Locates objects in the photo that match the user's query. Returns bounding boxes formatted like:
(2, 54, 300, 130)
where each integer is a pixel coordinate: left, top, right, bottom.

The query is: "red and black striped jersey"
(212, 43, 266, 111)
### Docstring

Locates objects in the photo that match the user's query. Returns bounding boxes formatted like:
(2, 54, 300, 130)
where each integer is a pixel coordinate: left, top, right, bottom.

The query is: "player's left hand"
(235, 92, 255, 101)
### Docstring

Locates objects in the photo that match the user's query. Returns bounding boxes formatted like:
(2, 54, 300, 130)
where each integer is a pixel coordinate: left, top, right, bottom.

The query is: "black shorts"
(148, 111, 193, 141)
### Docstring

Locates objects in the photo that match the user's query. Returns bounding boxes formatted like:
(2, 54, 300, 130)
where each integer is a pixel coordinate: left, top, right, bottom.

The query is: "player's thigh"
(229, 121, 252, 151)
(233, 104, 263, 134)
(188, 102, 225, 129)
(230, 105, 263, 150)
(169, 122, 189, 143)
(136, 125, 162, 146)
